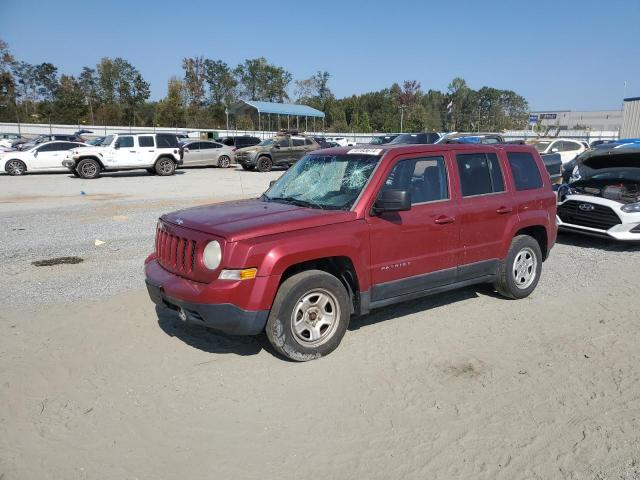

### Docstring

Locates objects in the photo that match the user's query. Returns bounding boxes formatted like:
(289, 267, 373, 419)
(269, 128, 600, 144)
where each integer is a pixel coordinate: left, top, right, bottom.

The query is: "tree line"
(0, 39, 529, 133)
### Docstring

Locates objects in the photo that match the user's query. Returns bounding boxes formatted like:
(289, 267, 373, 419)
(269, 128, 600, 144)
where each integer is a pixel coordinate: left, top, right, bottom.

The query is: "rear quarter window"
(156, 134, 178, 148)
(507, 151, 543, 190)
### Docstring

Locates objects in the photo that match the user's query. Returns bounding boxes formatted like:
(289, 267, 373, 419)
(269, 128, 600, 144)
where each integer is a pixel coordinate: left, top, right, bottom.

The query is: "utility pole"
(399, 104, 407, 133)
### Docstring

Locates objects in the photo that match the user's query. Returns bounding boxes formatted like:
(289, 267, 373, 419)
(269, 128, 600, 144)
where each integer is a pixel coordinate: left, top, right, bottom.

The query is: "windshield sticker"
(347, 148, 382, 155)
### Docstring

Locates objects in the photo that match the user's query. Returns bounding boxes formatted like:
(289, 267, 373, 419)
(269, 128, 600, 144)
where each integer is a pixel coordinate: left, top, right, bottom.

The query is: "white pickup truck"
(63, 133, 183, 179)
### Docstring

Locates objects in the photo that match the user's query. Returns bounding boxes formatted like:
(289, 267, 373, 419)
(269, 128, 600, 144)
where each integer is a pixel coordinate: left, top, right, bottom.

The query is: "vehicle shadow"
(557, 231, 640, 252)
(156, 305, 264, 357)
(156, 286, 491, 358)
(67, 170, 186, 179)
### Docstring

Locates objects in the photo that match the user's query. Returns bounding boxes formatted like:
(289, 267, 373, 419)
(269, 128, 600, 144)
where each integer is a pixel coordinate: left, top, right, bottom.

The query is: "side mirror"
(274, 145, 281, 149)
(114, 142, 120, 149)
(183, 147, 189, 153)
(33, 150, 38, 157)
(551, 147, 559, 153)
(374, 189, 411, 214)
(269, 180, 277, 188)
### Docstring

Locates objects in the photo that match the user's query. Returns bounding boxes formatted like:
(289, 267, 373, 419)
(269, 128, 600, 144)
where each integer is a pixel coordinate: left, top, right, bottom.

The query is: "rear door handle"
(496, 206, 513, 214)
(129, 150, 136, 153)
(434, 215, 455, 225)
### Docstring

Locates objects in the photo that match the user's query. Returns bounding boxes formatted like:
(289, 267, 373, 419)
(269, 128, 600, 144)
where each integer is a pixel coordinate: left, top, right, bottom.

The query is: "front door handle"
(129, 150, 136, 153)
(434, 215, 455, 225)
(496, 206, 513, 214)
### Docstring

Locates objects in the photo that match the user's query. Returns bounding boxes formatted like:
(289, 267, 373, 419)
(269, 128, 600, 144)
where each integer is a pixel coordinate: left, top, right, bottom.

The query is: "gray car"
(181, 140, 235, 168)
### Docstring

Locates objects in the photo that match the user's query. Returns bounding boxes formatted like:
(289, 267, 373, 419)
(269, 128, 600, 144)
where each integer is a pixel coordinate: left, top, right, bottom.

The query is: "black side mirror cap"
(269, 180, 276, 188)
(374, 189, 411, 214)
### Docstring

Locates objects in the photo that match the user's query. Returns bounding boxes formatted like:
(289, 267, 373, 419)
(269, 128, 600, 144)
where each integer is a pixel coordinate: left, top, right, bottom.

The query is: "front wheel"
(265, 270, 351, 361)
(6, 159, 26, 176)
(256, 156, 273, 172)
(155, 158, 176, 176)
(494, 235, 542, 299)
(217, 155, 231, 168)
(77, 158, 101, 179)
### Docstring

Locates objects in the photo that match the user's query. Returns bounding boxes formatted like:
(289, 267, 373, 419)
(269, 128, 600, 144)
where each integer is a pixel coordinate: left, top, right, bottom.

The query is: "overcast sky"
(1, 0, 638, 111)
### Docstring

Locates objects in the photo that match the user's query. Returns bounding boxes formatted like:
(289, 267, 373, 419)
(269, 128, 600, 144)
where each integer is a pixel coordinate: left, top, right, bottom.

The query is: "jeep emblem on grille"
(175, 218, 184, 225)
(578, 203, 595, 212)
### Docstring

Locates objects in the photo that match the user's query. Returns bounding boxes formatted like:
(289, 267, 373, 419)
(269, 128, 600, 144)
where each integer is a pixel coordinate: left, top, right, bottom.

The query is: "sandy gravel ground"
(1, 169, 640, 479)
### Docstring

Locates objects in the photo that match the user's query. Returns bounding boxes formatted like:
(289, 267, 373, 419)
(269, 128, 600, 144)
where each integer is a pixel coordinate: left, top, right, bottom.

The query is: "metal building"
(621, 97, 640, 138)
(528, 109, 622, 130)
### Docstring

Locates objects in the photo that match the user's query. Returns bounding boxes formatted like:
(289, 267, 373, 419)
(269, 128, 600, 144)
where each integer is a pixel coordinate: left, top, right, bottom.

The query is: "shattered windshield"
(264, 153, 380, 210)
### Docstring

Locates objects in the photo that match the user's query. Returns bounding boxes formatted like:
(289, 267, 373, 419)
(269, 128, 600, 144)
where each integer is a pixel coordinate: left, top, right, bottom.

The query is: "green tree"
(234, 57, 292, 102)
(52, 75, 86, 124)
(157, 77, 186, 127)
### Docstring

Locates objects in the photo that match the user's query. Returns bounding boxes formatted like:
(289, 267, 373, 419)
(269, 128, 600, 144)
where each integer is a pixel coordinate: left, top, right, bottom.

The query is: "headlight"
(621, 202, 640, 213)
(202, 240, 222, 270)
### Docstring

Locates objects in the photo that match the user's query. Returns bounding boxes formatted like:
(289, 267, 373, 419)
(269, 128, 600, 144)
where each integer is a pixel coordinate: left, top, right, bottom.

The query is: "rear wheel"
(265, 270, 350, 361)
(256, 156, 273, 172)
(217, 155, 231, 168)
(155, 157, 176, 176)
(6, 159, 26, 176)
(77, 158, 100, 179)
(495, 235, 542, 299)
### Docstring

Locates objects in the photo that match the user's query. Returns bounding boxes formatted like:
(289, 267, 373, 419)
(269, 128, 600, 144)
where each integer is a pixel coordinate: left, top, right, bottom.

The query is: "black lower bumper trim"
(146, 281, 269, 335)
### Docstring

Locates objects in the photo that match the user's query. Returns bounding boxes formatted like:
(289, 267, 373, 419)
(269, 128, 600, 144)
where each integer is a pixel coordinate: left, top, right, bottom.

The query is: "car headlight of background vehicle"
(202, 240, 222, 270)
(621, 202, 640, 213)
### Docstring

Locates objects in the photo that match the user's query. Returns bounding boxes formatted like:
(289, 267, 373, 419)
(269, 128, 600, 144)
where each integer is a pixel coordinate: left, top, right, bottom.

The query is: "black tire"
(146, 168, 156, 175)
(76, 158, 101, 179)
(494, 235, 543, 299)
(265, 270, 351, 361)
(241, 164, 255, 171)
(72, 170, 80, 177)
(5, 159, 26, 176)
(155, 157, 176, 176)
(256, 156, 273, 172)
(217, 155, 231, 168)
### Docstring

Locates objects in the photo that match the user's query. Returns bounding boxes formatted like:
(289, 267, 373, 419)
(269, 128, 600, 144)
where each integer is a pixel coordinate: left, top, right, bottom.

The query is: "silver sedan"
(181, 140, 235, 168)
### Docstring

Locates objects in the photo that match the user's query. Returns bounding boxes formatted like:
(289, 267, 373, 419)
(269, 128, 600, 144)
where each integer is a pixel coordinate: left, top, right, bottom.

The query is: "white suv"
(63, 133, 183, 179)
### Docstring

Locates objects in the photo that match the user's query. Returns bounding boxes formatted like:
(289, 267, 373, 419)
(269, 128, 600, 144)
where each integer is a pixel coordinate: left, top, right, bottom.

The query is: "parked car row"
(0, 131, 322, 177)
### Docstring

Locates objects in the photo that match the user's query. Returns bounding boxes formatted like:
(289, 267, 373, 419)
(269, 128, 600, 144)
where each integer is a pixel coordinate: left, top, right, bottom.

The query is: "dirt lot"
(1, 168, 640, 480)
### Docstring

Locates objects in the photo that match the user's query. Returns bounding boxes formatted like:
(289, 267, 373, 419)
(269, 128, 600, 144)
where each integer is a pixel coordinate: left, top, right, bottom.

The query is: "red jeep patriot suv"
(145, 144, 557, 361)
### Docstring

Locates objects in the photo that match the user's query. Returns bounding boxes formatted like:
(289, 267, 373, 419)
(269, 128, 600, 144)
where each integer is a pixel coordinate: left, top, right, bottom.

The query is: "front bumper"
(145, 259, 272, 335)
(236, 153, 257, 166)
(557, 195, 640, 242)
(146, 280, 268, 335)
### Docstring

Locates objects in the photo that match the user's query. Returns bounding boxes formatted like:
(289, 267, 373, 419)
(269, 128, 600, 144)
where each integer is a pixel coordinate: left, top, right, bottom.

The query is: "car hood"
(162, 198, 357, 242)
(235, 145, 266, 154)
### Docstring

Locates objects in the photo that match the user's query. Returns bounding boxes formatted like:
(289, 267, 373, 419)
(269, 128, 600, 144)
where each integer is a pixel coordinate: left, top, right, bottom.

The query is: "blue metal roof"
(233, 100, 325, 118)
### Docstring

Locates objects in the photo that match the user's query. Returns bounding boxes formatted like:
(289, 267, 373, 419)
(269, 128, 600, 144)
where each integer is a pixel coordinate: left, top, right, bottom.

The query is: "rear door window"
(138, 136, 155, 147)
(507, 151, 543, 190)
(456, 152, 505, 197)
(292, 138, 305, 147)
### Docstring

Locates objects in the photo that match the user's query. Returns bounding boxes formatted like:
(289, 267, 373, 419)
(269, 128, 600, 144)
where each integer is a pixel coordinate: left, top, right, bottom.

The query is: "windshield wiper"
(270, 196, 325, 209)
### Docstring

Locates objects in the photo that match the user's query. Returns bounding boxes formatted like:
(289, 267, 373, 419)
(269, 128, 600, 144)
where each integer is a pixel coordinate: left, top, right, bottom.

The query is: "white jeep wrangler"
(63, 133, 183, 179)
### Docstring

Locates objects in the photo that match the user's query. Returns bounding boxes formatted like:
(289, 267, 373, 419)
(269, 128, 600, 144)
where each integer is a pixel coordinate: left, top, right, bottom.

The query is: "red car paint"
(145, 143, 557, 327)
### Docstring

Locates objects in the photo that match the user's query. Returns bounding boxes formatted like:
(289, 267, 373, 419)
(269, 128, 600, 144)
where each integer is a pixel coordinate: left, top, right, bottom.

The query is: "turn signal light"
(218, 268, 258, 281)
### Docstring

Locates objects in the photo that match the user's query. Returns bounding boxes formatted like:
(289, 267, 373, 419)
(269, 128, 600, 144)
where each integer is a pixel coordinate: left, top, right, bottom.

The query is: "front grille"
(156, 227, 197, 275)
(558, 200, 621, 230)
